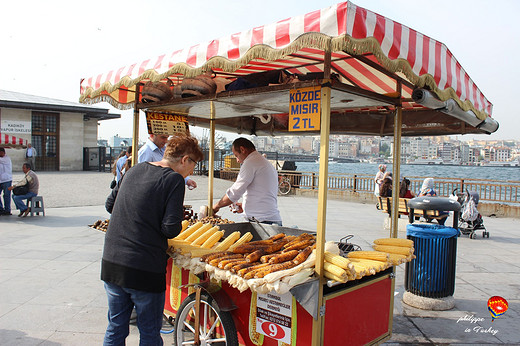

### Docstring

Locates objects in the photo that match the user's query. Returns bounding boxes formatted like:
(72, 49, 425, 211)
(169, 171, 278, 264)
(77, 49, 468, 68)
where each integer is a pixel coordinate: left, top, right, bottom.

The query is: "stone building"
(0, 89, 118, 171)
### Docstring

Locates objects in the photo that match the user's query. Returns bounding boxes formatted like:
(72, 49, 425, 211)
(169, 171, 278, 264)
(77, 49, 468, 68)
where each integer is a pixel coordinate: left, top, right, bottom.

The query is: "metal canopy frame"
(139, 79, 479, 138)
(137, 51, 405, 345)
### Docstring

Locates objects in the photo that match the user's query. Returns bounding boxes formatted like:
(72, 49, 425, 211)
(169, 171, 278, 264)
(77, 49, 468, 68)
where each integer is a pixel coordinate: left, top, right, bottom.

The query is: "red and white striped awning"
(79, 1, 494, 127)
(0, 133, 28, 148)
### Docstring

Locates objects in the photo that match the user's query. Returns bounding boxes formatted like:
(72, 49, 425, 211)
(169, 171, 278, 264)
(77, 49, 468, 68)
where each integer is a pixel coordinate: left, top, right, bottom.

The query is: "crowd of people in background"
(374, 165, 448, 225)
(0, 147, 39, 217)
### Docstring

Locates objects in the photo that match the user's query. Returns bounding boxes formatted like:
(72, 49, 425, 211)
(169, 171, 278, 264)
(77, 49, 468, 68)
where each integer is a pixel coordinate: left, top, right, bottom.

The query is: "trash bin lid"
(408, 196, 461, 211)
(406, 223, 459, 238)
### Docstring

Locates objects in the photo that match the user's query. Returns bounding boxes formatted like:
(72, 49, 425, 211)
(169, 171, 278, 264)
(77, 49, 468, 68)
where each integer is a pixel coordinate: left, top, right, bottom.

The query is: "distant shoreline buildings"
(250, 135, 520, 166)
(98, 133, 519, 167)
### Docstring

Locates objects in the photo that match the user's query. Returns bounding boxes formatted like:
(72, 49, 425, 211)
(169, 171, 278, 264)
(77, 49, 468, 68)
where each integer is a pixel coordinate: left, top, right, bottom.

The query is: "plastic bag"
(462, 198, 478, 222)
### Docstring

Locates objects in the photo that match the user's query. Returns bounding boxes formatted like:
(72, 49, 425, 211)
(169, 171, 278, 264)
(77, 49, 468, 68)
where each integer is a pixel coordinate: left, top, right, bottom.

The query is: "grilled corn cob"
(185, 223, 213, 242)
(387, 253, 408, 265)
(373, 244, 414, 256)
(176, 221, 203, 240)
(191, 226, 219, 246)
(374, 238, 414, 248)
(228, 232, 253, 252)
(181, 220, 189, 233)
(347, 251, 389, 262)
(324, 271, 348, 283)
(323, 262, 349, 278)
(324, 251, 353, 270)
(214, 231, 241, 251)
(201, 230, 224, 249)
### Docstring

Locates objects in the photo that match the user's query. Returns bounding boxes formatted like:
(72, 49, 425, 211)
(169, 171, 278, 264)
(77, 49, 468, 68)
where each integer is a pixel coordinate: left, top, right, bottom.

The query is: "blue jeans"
(103, 282, 165, 346)
(12, 191, 37, 212)
(0, 181, 12, 212)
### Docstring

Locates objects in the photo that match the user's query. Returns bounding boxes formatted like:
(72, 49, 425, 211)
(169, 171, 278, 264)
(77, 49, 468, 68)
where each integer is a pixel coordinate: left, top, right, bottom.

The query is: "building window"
(32, 112, 59, 171)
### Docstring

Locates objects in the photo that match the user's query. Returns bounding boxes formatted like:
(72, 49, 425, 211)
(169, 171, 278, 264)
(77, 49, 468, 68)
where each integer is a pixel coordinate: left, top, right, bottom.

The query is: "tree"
(380, 143, 390, 157)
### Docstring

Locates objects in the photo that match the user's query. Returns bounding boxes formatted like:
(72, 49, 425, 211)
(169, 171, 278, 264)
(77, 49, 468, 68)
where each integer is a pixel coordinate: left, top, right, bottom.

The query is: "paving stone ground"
(1, 172, 518, 345)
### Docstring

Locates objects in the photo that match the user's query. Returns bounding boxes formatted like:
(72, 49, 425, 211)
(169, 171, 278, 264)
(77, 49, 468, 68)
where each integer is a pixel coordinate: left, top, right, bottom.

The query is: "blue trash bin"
(405, 223, 459, 298)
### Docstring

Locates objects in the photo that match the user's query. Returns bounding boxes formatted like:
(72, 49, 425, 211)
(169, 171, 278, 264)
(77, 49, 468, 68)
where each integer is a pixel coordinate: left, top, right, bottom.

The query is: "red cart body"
(164, 258, 393, 345)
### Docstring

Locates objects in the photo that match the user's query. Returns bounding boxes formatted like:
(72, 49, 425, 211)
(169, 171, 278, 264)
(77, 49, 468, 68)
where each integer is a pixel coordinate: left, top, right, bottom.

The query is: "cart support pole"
(131, 86, 140, 168)
(194, 286, 202, 345)
(312, 49, 332, 346)
(208, 101, 216, 216)
(390, 105, 402, 238)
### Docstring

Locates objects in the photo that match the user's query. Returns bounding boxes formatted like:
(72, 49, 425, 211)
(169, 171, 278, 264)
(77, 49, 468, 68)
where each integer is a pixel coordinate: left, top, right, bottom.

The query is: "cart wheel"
(484, 231, 490, 238)
(174, 292, 238, 346)
(278, 181, 291, 195)
(470, 232, 476, 239)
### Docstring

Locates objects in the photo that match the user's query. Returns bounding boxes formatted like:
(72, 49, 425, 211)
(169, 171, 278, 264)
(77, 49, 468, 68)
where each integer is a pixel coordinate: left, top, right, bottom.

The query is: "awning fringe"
(79, 32, 488, 120)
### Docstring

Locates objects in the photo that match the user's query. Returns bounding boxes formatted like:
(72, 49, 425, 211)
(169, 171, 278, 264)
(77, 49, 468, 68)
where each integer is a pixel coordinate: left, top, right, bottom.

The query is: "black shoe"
(2, 211, 12, 216)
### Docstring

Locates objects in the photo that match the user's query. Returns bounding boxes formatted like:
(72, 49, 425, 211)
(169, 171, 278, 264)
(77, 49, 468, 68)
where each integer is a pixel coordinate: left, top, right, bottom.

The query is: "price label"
(288, 86, 321, 132)
(145, 111, 189, 135)
(256, 292, 292, 344)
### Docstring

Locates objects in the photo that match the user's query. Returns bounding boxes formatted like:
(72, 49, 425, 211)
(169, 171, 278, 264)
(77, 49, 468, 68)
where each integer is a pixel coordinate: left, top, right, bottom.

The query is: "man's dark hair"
(0, 148, 5, 154)
(23, 163, 32, 170)
(127, 146, 132, 154)
(232, 138, 255, 151)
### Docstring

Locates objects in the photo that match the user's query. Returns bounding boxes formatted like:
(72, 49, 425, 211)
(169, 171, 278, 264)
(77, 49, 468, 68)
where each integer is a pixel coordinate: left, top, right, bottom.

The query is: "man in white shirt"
(138, 134, 197, 189)
(0, 148, 13, 215)
(213, 138, 282, 225)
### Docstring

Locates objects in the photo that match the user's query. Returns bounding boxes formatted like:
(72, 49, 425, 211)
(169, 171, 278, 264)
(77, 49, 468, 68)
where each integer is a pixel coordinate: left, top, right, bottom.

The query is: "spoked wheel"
(174, 293, 238, 346)
(278, 181, 291, 195)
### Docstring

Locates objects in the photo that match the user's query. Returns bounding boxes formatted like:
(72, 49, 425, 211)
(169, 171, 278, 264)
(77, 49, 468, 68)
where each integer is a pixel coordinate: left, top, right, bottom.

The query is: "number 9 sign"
(261, 321, 285, 340)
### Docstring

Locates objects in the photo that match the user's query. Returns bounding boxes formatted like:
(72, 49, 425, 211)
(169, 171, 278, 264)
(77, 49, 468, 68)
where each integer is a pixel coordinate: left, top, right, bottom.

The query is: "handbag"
(13, 183, 30, 196)
(110, 178, 116, 189)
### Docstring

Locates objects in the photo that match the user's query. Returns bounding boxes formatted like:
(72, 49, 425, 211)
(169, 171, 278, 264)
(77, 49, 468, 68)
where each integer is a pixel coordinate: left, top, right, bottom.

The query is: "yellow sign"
(289, 86, 321, 131)
(145, 111, 189, 135)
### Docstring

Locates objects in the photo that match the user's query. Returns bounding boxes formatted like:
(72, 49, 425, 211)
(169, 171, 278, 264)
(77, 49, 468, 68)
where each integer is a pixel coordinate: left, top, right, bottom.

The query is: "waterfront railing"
(219, 169, 520, 205)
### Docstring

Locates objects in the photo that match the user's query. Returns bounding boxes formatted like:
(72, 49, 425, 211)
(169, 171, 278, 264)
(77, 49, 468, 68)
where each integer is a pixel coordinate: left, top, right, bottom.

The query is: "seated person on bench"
(8, 163, 39, 218)
(418, 178, 448, 225)
(379, 176, 393, 197)
(399, 178, 415, 199)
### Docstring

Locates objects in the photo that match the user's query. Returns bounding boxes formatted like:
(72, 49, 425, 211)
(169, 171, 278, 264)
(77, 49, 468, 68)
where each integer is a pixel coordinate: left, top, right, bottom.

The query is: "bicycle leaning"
(278, 174, 291, 195)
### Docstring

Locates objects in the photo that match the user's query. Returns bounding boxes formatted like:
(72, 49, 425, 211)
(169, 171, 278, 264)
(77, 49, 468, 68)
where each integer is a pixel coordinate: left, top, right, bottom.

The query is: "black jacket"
(102, 162, 185, 292)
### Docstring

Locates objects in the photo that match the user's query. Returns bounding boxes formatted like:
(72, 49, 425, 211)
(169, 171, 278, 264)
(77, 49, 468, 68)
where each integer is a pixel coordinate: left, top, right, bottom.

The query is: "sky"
(1, 0, 519, 143)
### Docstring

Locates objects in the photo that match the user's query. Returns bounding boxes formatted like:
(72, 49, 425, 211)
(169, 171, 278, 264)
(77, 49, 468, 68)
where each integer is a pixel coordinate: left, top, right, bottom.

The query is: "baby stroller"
(451, 189, 489, 239)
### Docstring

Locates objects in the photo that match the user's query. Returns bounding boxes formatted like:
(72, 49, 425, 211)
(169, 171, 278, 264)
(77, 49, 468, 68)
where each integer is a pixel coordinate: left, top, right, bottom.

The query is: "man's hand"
(213, 195, 233, 215)
(230, 202, 243, 213)
(7, 186, 13, 191)
(186, 178, 197, 190)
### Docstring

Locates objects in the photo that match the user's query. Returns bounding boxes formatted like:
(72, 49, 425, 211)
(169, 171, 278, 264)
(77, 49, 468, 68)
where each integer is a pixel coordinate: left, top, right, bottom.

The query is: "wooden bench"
(378, 197, 447, 223)
(378, 196, 409, 217)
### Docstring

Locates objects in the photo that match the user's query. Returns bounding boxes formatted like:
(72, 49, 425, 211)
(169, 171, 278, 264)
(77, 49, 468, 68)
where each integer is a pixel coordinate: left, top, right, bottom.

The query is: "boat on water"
(481, 159, 520, 167)
(407, 158, 444, 165)
(315, 158, 339, 164)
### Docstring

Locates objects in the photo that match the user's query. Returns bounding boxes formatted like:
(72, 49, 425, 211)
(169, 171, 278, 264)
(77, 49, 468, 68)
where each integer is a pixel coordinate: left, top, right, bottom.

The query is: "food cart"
(80, 1, 498, 345)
